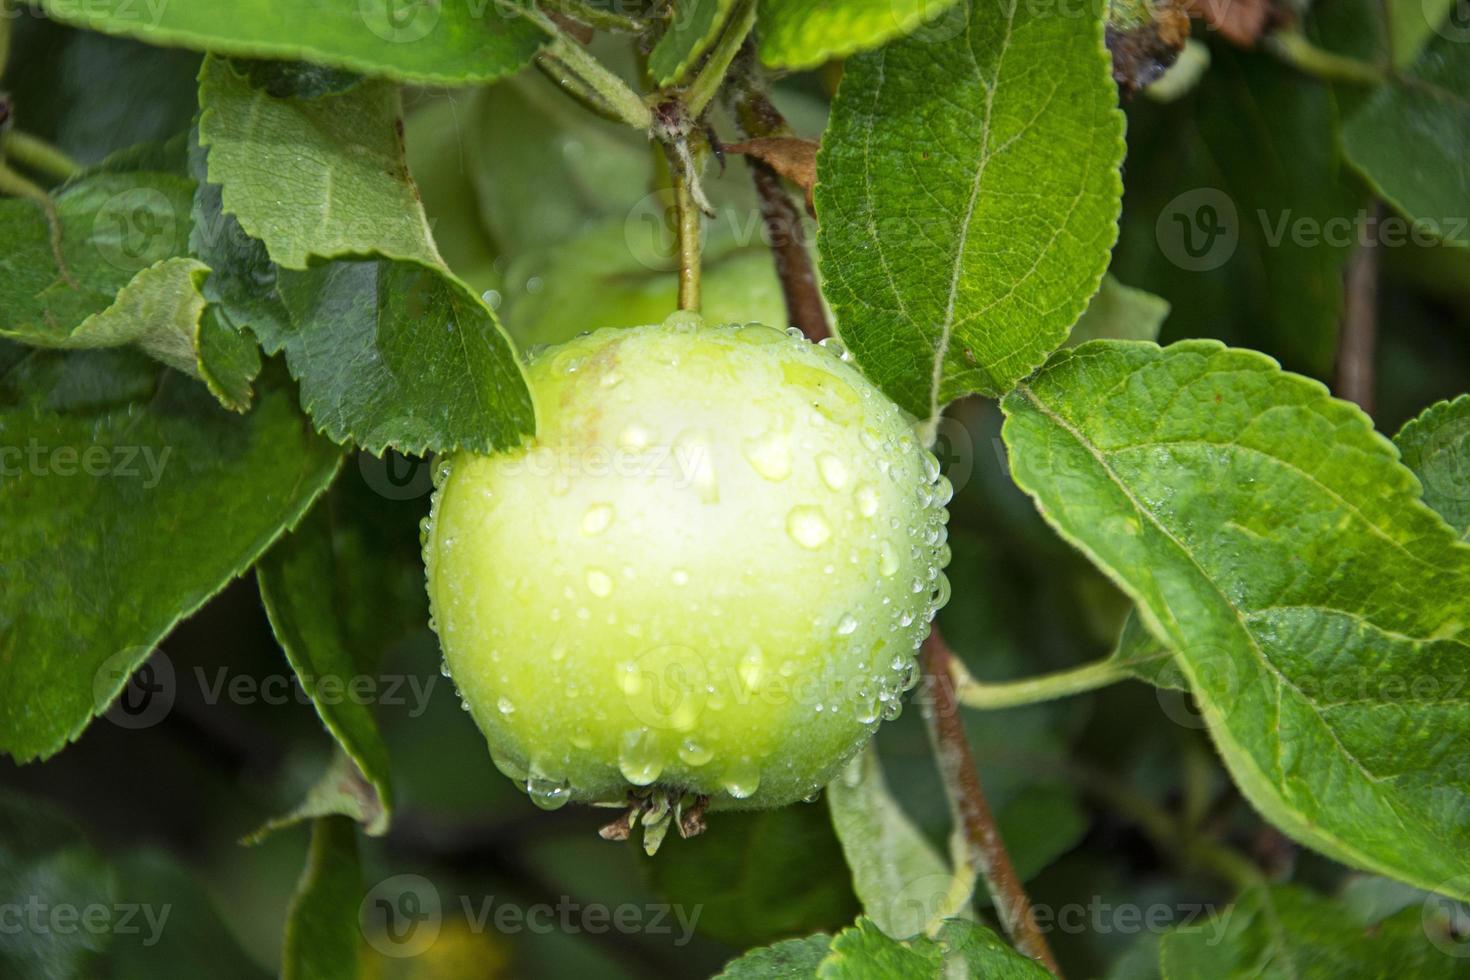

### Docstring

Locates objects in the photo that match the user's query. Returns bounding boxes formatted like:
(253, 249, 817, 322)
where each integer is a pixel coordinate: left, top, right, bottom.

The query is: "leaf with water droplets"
(194, 57, 534, 456)
(1003, 339, 1470, 900)
(815, 0, 1125, 419)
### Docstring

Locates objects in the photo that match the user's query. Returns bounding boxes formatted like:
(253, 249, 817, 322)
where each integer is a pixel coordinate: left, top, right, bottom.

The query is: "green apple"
(423, 316, 951, 814)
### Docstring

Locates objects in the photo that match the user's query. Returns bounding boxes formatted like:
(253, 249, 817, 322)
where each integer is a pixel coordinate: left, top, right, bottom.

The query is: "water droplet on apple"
(786, 506, 832, 548)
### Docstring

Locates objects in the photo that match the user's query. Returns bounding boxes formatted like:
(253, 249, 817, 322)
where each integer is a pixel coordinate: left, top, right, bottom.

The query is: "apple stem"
(921, 627, 1064, 976)
(669, 148, 703, 312)
(728, 45, 830, 341)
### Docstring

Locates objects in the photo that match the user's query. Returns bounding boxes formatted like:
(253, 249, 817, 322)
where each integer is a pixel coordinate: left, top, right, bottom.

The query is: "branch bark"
(1336, 202, 1381, 414)
(921, 628, 1063, 975)
(729, 46, 830, 342)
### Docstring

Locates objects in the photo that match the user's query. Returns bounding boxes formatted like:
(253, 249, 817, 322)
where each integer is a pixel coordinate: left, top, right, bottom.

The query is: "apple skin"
(423, 317, 951, 811)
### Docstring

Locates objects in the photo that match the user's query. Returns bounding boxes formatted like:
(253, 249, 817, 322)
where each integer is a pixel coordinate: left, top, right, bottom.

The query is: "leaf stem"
(1266, 31, 1388, 85)
(729, 45, 830, 341)
(670, 154, 702, 311)
(0, 161, 74, 287)
(949, 654, 1134, 710)
(530, 24, 652, 130)
(683, 0, 757, 118)
(3, 130, 82, 182)
(921, 628, 1063, 975)
(540, 0, 648, 33)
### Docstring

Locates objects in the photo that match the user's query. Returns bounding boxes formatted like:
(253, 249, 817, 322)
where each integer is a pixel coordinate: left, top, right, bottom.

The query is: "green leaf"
(255, 503, 397, 836)
(1343, 33, 1470, 250)
(1386, 0, 1457, 67)
(1001, 340, 1470, 899)
(1068, 276, 1171, 346)
(1158, 885, 1470, 978)
(187, 134, 293, 341)
(194, 61, 535, 455)
(0, 790, 268, 979)
(650, 0, 740, 84)
(198, 56, 440, 270)
(0, 347, 342, 762)
(818, 918, 944, 979)
(1396, 395, 1470, 540)
(812, 918, 1044, 979)
(3, 253, 259, 412)
(273, 258, 534, 455)
(934, 919, 1053, 978)
(37, 0, 544, 86)
(281, 816, 365, 980)
(1109, 608, 1186, 690)
(815, 0, 1124, 419)
(0, 170, 193, 336)
(715, 934, 834, 979)
(107, 851, 272, 979)
(759, 0, 965, 70)
(197, 305, 264, 412)
(827, 746, 959, 940)
(0, 792, 114, 978)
